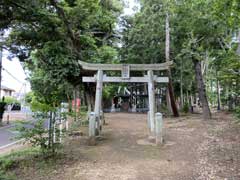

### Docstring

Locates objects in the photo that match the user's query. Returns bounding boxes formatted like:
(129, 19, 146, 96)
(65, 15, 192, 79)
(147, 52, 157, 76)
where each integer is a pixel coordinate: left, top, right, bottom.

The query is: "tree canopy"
(0, 0, 122, 106)
(0, 0, 239, 116)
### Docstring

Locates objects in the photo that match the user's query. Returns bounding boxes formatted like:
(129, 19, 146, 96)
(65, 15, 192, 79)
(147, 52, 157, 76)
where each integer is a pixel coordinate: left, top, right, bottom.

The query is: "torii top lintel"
(78, 60, 173, 71)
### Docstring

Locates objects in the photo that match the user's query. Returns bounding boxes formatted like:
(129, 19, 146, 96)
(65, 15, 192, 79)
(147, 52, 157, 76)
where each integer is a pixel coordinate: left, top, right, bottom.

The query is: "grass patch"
(0, 147, 40, 180)
(0, 147, 40, 170)
(0, 146, 67, 180)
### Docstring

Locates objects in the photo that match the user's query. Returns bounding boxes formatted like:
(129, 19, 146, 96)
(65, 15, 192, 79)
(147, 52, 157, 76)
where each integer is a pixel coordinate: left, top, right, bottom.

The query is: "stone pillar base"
(88, 137, 96, 146)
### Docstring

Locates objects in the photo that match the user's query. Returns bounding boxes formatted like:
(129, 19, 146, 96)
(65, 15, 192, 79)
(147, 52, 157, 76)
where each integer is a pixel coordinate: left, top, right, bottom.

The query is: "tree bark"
(168, 71, 179, 117)
(166, 88, 172, 114)
(236, 30, 240, 55)
(228, 82, 234, 111)
(193, 59, 211, 119)
(216, 73, 221, 111)
(180, 59, 184, 109)
(84, 83, 95, 112)
(85, 92, 92, 112)
(165, 12, 179, 117)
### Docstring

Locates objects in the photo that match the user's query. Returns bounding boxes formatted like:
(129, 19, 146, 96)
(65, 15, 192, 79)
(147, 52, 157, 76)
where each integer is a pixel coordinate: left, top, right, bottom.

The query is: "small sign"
(72, 98, 81, 113)
(122, 64, 130, 79)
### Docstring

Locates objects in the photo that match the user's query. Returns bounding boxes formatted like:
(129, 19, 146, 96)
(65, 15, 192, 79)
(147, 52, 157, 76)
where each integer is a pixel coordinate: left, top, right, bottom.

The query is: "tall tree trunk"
(84, 84, 94, 112)
(86, 92, 92, 112)
(210, 79, 214, 106)
(193, 59, 211, 119)
(236, 30, 240, 55)
(216, 71, 221, 111)
(228, 82, 234, 111)
(190, 95, 194, 113)
(180, 59, 184, 109)
(165, 12, 179, 117)
(0, 47, 2, 126)
(166, 88, 172, 114)
(0, 46, 2, 99)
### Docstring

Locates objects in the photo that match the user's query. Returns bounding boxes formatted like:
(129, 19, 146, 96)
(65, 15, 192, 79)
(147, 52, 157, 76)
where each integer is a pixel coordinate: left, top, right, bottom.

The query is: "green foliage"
(0, 170, 15, 180)
(1, 0, 239, 114)
(0, 0, 123, 119)
(102, 85, 118, 100)
(0, 148, 40, 180)
(182, 103, 189, 113)
(30, 96, 54, 113)
(80, 105, 88, 112)
(121, 0, 240, 112)
(15, 110, 64, 154)
(15, 119, 49, 152)
(159, 104, 171, 117)
(4, 97, 20, 106)
(92, 45, 118, 63)
(0, 158, 14, 172)
(24, 92, 34, 105)
(235, 106, 240, 121)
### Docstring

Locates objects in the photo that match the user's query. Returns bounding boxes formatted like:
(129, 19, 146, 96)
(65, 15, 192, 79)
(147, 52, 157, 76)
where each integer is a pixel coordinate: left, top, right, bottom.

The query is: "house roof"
(1, 85, 15, 92)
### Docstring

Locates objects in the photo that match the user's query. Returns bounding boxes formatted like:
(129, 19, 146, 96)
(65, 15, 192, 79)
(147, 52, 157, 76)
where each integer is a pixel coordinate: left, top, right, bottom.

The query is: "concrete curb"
(0, 139, 24, 150)
(0, 124, 15, 130)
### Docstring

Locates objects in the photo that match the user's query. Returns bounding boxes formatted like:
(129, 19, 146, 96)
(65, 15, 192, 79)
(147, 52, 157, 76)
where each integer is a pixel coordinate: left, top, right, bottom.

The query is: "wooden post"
(7, 114, 9, 125)
(155, 112, 163, 145)
(94, 70, 103, 134)
(148, 70, 155, 137)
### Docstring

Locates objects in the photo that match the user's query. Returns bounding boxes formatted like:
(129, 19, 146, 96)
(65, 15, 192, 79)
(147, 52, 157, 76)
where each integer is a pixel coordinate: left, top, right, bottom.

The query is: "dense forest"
(0, 0, 239, 118)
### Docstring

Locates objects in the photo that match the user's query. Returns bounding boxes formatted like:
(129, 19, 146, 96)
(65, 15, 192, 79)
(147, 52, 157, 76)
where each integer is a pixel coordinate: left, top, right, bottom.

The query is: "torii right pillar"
(148, 70, 155, 139)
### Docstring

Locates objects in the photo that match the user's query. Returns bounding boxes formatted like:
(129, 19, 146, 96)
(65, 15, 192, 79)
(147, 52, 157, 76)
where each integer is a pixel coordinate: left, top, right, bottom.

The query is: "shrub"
(182, 102, 189, 113)
(15, 111, 64, 155)
(235, 106, 240, 121)
(0, 148, 40, 180)
(0, 171, 15, 180)
(4, 97, 20, 106)
(15, 119, 49, 153)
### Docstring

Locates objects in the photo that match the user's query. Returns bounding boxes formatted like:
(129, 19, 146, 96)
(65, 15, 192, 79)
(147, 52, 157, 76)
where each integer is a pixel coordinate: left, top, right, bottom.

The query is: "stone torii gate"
(79, 60, 172, 145)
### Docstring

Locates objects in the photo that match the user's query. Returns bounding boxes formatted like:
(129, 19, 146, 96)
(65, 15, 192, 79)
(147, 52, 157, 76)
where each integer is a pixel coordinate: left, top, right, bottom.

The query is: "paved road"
(0, 111, 34, 149)
(0, 125, 19, 148)
(0, 110, 64, 150)
(0, 116, 51, 149)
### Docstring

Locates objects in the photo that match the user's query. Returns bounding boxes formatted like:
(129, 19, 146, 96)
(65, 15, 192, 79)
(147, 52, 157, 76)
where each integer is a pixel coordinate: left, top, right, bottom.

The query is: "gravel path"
(16, 112, 240, 180)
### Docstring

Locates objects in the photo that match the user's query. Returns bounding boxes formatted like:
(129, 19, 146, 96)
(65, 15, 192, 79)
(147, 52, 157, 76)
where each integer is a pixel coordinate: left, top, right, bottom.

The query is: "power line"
(2, 67, 24, 84)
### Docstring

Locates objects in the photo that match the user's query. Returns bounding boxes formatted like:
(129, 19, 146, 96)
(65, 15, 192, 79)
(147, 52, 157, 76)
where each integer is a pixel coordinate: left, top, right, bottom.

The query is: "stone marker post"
(89, 112, 96, 145)
(155, 112, 163, 145)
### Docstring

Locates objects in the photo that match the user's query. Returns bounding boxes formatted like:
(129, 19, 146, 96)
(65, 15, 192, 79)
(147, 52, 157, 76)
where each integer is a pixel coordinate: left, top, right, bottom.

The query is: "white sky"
(2, 49, 31, 94)
(123, 0, 140, 15)
(1, 0, 139, 94)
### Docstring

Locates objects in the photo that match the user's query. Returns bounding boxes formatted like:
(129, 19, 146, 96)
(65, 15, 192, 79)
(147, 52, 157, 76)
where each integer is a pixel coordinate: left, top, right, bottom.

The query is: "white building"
(0, 85, 15, 98)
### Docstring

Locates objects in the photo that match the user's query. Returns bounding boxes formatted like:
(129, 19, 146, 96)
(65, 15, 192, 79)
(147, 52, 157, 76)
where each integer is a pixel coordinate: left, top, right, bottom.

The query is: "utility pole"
(0, 31, 3, 99)
(165, 12, 179, 117)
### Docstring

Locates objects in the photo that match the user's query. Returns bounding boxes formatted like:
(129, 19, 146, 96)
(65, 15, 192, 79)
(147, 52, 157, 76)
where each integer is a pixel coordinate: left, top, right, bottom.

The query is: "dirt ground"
(16, 112, 240, 180)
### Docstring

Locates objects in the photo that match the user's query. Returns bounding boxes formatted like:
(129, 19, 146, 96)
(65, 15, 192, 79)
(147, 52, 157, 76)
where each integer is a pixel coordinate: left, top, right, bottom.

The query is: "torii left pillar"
(94, 70, 103, 135)
(89, 70, 103, 145)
